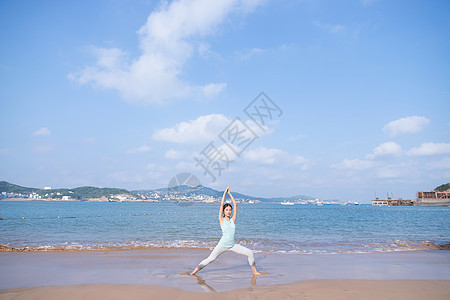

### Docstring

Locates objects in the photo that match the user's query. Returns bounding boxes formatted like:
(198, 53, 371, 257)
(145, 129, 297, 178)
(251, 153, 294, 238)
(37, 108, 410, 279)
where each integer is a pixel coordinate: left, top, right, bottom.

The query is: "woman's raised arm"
(228, 188, 237, 223)
(218, 186, 229, 225)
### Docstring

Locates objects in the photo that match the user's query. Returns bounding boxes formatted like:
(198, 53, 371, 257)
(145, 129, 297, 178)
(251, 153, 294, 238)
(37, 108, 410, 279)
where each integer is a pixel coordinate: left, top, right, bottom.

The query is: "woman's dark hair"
(223, 203, 232, 216)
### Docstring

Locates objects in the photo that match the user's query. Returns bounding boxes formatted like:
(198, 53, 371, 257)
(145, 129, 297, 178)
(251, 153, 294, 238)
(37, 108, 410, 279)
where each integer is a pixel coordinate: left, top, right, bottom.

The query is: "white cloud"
(365, 141, 402, 159)
(33, 127, 51, 136)
(288, 133, 307, 141)
(293, 155, 309, 170)
(146, 163, 169, 176)
(146, 163, 169, 172)
(258, 168, 285, 180)
(202, 83, 227, 98)
(375, 165, 403, 179)
(0, 148, 8, 154)
(361, 0, 377, 6)
(164, 149, 187, 160)
(244, 147, 285, 165)
(175, 160, 198, 171)
(314, 22, 346, 34)
(383, 116, 429, 137)
(126, 145, 151, 154)
(236, 47, 265, 60)
(293, 155, 307, 164)
(191, 142, 239, 170)
(153, 113, 269, 144)
(407, 142, 450, 156)
(153, 114, 231, 144)
(374, 162, 416, 179)
(69, 0, 264, 104)
(243, 147, 310, 170)
(331, 158, 375, 170)
(427, 157, 450, 170)
(198, 42, 213, 57)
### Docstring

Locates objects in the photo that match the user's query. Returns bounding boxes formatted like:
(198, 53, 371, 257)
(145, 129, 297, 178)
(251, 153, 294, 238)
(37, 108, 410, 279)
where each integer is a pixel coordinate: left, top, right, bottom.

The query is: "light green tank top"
(218, 218, 235, 248)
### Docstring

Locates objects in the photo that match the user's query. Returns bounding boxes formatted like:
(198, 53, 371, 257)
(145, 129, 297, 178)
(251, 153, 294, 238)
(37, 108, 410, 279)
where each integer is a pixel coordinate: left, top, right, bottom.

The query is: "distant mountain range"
(134, 185, 316, 203)
(3, 181, 448, 203)
(0, 180, 316, 202)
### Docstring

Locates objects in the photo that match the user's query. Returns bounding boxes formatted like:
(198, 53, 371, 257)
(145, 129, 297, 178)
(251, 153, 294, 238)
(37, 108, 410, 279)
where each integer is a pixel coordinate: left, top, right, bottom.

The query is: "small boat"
(281, 200, 294, 205)
(344, 201, 361, 206)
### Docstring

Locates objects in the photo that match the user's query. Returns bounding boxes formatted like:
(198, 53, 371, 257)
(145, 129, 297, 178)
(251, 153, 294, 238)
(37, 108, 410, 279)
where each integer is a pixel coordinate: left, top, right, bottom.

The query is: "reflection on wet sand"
(191, 273, 269, 292)
(191, 275, 216, 292)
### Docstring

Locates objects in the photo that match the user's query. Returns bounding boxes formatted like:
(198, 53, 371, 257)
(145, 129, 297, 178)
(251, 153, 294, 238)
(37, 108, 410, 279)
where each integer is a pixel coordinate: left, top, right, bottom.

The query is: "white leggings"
(197, 243, 255, 271)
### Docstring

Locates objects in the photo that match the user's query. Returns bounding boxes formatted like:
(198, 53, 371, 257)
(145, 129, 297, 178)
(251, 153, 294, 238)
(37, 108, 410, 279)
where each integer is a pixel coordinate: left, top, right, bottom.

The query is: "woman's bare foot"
(191, 267, 199, 276)
(251, 265, 261, 275)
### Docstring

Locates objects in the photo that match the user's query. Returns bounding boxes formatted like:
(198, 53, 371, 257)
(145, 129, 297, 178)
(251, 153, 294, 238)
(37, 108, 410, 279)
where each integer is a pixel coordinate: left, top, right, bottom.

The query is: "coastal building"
(29, 193, 42, 199)
(416, 190, 450, 206)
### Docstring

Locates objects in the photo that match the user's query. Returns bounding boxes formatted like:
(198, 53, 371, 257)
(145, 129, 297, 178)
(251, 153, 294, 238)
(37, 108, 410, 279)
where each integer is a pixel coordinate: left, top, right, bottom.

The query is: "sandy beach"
(0, 248, 449, 299)
(1, 280, 449, 300)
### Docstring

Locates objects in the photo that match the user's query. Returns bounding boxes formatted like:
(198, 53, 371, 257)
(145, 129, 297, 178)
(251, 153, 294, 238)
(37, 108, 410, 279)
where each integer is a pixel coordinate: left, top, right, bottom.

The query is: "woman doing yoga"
(191, 186, 260, 276)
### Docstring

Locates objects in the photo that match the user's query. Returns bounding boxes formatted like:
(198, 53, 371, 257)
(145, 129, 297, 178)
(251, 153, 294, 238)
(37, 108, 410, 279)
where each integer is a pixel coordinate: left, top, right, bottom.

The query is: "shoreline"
(1, 240, 449, 252)
(1, 280, 449, 300)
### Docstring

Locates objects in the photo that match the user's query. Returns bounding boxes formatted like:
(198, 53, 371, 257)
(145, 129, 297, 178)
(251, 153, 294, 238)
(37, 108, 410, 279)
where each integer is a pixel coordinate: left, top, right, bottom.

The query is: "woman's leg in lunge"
(191, 244, 227, 275)
(229, 244, 260, 275)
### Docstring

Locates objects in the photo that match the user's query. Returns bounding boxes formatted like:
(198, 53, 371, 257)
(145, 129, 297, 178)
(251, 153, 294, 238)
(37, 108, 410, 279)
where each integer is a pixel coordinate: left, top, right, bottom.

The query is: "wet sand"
(0, 248, 449, 298)
(1, 280, 449, 300)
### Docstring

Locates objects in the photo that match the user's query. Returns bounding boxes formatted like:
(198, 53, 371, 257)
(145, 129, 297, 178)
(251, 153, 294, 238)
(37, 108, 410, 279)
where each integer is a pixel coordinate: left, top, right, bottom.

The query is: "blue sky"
(1, 0, 449, 202)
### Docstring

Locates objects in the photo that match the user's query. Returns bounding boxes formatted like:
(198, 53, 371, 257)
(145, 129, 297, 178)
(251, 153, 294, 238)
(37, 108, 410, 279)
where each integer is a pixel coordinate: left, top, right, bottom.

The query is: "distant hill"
(0, 181, 38, 194)
(133, 185, 315, 203)
(1, 180, 316, 202)
(0, 181, 136, 200)
(436, 183, 450, 192)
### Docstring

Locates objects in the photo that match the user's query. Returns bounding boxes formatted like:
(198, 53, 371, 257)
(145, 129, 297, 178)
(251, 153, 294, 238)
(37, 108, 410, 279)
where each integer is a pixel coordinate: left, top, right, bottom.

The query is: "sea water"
(0, 201, 448, 254)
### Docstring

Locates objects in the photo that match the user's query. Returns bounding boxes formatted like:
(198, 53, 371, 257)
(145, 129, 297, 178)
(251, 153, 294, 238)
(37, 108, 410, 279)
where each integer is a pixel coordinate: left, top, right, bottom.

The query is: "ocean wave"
(1, 239, 448, 253)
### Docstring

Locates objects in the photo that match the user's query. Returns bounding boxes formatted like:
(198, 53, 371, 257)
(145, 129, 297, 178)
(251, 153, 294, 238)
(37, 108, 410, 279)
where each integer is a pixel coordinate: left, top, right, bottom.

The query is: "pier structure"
(371, 198, 414, 206)
(371, 192, 414, 206)
(372, 190, 450, 207)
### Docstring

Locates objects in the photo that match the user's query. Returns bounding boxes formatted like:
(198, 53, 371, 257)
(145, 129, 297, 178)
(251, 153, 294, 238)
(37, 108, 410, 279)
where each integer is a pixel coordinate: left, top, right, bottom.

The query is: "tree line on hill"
(0, 181, 135, 200)
(436, 183, 450, 192)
